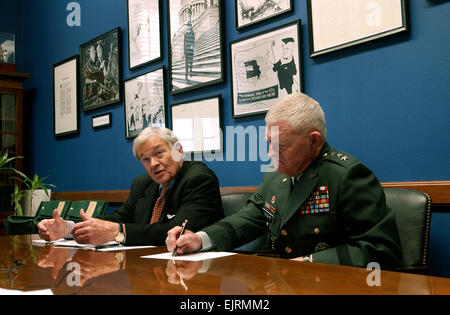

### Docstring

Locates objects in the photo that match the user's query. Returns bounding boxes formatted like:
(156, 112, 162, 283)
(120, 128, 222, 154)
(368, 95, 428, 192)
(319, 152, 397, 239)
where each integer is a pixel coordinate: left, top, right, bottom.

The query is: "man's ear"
(171, 142, 184, 162)
(309, 131, 324, 153)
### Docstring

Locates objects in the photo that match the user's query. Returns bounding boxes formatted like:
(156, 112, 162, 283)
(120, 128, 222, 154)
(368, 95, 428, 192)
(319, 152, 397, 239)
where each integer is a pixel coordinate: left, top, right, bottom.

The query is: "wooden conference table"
(1, 235, 449, 295)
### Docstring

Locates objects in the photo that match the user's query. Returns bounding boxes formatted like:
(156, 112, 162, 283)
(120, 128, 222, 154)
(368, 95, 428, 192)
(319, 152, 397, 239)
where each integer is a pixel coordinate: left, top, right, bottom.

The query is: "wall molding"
(51, 180, 450, 211)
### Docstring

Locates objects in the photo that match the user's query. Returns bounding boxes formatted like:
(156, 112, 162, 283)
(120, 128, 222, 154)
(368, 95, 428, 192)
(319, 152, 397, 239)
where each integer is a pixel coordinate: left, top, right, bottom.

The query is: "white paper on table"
(0, 288, 54, 295)
(96, 245, 156, 252)
(53, 239, 119, 250)
(32, 238, 65, 246)
(34, 239, 155, 251)
(141, 251, 236, 261)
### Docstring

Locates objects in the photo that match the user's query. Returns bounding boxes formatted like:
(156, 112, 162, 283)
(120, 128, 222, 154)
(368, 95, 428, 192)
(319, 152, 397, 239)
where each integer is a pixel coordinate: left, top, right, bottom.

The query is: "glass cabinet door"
(1, 94, 17, 153)
(0, 94, 17, 211)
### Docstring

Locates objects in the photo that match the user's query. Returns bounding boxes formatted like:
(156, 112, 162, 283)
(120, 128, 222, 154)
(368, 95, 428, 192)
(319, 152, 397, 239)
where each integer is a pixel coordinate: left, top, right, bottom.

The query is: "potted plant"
(0, 152, 25, 176)
(1, 152, 56, 217)
(0, 152, 25, 233)
(11, 173, 56, 217)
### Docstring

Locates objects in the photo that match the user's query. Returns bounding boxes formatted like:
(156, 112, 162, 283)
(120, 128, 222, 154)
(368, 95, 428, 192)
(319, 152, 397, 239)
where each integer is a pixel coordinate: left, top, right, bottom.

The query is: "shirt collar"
(159, 180, 175, 194)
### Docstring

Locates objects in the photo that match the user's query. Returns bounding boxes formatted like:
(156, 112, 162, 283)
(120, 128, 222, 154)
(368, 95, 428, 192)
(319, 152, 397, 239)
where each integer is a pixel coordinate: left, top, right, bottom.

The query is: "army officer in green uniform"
(167, 92, 402, 269)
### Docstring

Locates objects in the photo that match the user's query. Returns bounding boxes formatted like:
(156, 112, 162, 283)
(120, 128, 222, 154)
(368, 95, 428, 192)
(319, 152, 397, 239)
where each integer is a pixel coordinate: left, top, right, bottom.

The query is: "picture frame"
(92, 112, 112, 129)
(124, 67, 167, 139)
(0, 32, 15, 64)
(53, 55, 80, 137)
(307, 0, 409, 57)
(230, 20, 303, 118)
(235, 0, 293, 30)
(80, 27, 122, 111)
(171, 95, 223, 154)
(127, 0, 162, 70)
(167, 0, 224, 95)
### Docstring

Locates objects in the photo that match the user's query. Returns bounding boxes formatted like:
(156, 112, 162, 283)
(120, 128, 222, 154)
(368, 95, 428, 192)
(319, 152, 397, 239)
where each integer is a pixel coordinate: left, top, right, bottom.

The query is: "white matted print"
(127, 0, 162, 69)
(307, 0, 408, 57)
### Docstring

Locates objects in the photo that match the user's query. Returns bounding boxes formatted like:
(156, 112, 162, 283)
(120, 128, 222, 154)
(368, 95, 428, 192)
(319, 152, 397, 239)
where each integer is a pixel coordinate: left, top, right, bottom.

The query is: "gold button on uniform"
(281, 229, 288, 236)
(314, 227, 320, 234)
(285, 247, 292, 254)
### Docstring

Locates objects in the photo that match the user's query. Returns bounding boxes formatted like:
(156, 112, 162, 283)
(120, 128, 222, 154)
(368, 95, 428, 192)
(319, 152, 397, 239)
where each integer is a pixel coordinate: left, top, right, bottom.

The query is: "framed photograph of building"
(235, 0, 293, 30)
(230, 20, 302, 118)
(127, 0, 162, 70)
(53, 55, 80, 137)
(167, 0, 224, 95)
(124, 67, 167, 139)
(307, 0, 409, 57)
(171, 95, 222, 153)
(80, 27, 122, 111)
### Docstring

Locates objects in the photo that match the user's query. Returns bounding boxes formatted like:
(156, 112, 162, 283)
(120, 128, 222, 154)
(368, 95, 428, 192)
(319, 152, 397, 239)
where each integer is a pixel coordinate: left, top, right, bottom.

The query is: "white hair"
(265, 93, 327, 138)
(132, 127, 179, 159)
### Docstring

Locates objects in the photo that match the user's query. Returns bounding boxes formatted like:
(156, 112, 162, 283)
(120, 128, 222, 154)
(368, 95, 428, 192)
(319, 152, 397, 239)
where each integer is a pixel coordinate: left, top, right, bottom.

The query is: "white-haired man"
(38, 127, 224, 246)
(167, 93, 402, 269)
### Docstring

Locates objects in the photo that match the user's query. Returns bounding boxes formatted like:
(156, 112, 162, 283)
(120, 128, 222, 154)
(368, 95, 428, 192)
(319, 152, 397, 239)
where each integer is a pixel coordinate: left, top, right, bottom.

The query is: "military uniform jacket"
(101, 161, 224, 246)
(203, 142, 402, 269)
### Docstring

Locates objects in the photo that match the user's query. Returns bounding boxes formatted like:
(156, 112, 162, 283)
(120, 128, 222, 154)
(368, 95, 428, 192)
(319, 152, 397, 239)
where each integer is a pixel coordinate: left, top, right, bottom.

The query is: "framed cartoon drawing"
(235, 0, 293, 30)
(230, 20, 303, 118)
(124, 67, 167, 139)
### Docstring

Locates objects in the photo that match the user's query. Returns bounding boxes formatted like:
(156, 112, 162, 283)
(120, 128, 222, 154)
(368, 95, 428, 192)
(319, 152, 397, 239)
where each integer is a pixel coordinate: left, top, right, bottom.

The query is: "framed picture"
(307, 0, 409, 57)
(124, 67, 167, 139)
(167, 0, 224, 95)
(0, 32, 15, 64)
(80, 27, 122, 111)
(127, 0, 162, 70)
(171, 95, 222, 153)
(230, 20, 303, 118)
(235, 0, 293, 30)
(92, 113, 112, 129)
(53, 55, 80, 137)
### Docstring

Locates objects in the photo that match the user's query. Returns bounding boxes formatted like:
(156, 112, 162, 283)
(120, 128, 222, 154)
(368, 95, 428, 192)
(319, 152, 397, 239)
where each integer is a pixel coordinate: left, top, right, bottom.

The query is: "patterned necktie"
(150, 186, 168, 224)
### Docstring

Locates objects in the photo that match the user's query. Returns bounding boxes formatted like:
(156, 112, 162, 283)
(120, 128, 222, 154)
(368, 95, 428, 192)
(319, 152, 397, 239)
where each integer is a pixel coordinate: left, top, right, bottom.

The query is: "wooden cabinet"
(0, 66, 29, 233)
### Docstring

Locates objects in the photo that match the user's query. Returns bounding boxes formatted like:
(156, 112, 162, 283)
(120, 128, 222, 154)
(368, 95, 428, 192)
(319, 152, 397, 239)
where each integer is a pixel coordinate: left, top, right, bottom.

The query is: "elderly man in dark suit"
(38, 127, 224, 246)
(167, 93, 402, 269)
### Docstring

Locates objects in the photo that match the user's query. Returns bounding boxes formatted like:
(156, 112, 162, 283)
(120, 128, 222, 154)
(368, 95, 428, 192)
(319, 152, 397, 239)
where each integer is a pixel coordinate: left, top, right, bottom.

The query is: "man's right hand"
(37, 209, 70, 241)
(166, 226, 202, 255)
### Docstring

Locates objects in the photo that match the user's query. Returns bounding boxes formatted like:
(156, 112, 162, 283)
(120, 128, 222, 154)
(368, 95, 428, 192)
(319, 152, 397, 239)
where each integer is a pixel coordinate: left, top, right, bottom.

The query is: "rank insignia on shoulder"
(299, 186, 330, 215)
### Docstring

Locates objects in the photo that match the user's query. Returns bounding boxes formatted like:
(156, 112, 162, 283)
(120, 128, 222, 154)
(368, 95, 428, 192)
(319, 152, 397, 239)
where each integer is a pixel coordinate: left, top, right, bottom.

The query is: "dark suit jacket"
(203, 142, 402, 269)
(100, 161, 224, 245)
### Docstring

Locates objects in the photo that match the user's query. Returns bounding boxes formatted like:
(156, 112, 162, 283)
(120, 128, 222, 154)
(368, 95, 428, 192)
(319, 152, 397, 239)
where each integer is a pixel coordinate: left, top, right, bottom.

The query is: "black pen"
(172, 220, 188, 256)
(94, 243, 121, 250)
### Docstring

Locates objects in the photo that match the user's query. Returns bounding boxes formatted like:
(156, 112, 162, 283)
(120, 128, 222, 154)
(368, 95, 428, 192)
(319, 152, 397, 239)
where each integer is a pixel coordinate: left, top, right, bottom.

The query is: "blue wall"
(3, 1, 449, 277)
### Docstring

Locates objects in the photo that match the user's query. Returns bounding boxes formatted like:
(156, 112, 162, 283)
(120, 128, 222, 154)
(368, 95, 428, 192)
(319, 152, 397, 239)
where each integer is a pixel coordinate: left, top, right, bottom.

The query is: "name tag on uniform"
(299, 186, 330, 215)
(262, 202, 276, 222)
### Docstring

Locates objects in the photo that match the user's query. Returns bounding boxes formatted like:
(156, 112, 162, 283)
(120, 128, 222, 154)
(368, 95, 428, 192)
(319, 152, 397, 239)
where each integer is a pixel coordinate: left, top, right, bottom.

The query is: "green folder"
(64, 200, 108, 222)
(4, 200, 71, 235)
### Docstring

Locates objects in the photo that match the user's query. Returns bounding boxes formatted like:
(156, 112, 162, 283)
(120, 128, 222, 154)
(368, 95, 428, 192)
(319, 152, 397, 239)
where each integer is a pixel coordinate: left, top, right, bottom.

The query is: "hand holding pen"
(172, 220, 188, 256)
(166, 220, 203, 256)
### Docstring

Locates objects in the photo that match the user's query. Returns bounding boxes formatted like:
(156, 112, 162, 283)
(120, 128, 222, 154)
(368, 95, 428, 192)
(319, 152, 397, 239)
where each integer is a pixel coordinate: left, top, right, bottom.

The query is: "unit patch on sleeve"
(299, 186, 330, 215)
